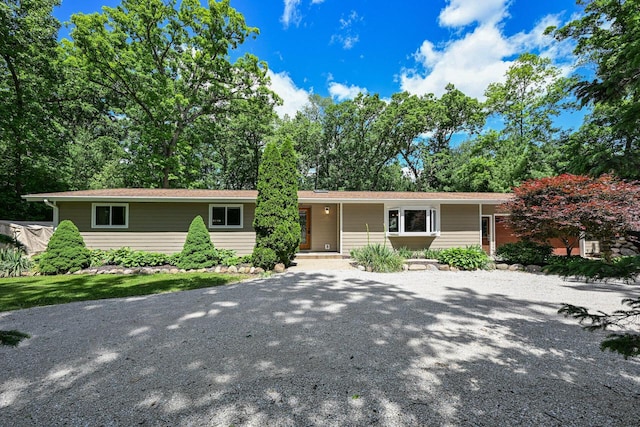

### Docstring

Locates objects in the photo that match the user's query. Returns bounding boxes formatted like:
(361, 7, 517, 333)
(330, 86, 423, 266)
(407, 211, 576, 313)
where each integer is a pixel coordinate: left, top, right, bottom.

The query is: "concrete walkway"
(288, 257, 355, 272)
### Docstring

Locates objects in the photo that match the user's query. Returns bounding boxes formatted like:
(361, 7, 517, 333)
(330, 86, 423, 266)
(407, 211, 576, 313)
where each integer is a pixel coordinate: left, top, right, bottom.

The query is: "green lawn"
(0, 273, 249, 312)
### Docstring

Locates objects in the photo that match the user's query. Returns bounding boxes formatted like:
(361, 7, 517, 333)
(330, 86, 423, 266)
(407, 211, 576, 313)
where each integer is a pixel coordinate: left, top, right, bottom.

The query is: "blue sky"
(54, 0, 583, 118)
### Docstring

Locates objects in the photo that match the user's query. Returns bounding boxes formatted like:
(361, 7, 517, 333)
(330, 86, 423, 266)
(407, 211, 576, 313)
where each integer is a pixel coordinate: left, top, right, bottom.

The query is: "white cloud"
(439, 0, 509, 27)
(281, 0, 301, 28)
(267, 70, 311, 118)
(331, 10, 363, 50)
(328, 82, 366, 101)
(400, 3, 575, 99)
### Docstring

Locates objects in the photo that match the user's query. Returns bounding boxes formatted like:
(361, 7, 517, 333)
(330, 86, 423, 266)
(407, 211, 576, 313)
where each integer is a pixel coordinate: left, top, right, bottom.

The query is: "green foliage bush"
(93, 247, 172, 268)
(546, 256, 640, 283)
(437, 246, 489, 270)
(351, 244, 405, 272)
(496, 240, 553, 265)
(395, 247, 423, 259)
(252, 246, 278, 270)
(176, 216, 217, 270)
(423, 248, 443, 259)
(0, 248, 32, 277)
(37, 220, 90, 275)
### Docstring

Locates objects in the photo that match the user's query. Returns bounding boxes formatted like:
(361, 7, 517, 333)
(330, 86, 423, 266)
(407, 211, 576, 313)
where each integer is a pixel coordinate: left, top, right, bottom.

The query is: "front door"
(299, 208, 311, 250)
(481, 216, 491, 254)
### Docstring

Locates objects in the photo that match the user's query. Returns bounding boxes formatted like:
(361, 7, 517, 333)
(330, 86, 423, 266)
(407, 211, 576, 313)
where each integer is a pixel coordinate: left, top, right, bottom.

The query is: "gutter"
(43, 199, 59, 227)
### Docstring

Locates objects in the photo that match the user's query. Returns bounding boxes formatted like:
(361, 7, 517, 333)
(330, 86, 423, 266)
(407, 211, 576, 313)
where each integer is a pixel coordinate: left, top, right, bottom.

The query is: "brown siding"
(58, 201, 256, 254)
(342, 203, 385, 253)
(304, 204, 338, 252)
(431, 204, 481, 249)
(59, 202, 255, 232)
(80, 231, 255, 255)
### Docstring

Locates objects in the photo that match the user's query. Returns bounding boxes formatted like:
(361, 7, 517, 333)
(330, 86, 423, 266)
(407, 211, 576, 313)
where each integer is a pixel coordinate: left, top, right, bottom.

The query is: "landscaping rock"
(525, 265, 542, 273)
(169, 268, 179, 274)
(426, 264, 439, 271)
(402, 264, 409, 271)
(123, 269, 134, 275)
(357, 265, 366, 271)
(249, 267, 256, 274)
(496, 263, 509, 270)
(508, 264, 523, 271)
(620, 248, 637, 256)
(274, 263, 286, 273)
(254, 267, 265, 274)
(437, 264, 450, 271)
(214, 266, 222, 273)
(408, 264, 427, 271)
(228, 265, 238, 274)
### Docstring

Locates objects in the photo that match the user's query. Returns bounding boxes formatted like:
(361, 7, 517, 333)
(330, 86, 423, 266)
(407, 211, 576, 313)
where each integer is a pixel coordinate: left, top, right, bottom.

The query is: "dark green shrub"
(176, 216, 217, 270)
(252, 246, 278, 270)
(253, 140, 301, 267)
(0, 248, 32, 277)
(496, 240, 553, 265)
(546, 256, 640, 283)
(437, 246, 489, 270)
(351, 244, 404, 272)
(37, 220, 90, 274)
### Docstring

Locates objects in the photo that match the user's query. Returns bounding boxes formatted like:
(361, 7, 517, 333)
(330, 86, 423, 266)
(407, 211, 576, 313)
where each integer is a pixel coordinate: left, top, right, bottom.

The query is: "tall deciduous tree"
(550, 0, 640, 132)
(549, 0, 640, 179)
(501, 174, 640, 258)
(0, 0, 66, 219)
(67, 0, 276, 188)
(465, 53, 575, 191)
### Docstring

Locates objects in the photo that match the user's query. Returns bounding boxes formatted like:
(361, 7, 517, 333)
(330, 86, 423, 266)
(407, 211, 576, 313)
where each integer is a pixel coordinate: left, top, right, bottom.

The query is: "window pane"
(404, 209, 426, 232)
(227, 207, 241, 226)
(211, 207, 226, 226)
(111, 206, 126, 226)
(388, 209, 399, 232)
(430, 209, 436, 232)
(95, 206, 110, 225)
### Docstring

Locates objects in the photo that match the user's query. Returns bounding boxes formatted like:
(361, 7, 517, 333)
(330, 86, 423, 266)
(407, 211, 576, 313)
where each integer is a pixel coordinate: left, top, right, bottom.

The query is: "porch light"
(324, 206, 330, 214)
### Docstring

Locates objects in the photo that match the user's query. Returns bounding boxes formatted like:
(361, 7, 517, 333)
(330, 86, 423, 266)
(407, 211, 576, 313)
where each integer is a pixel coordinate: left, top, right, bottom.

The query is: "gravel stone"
(1, 269, 639, 426)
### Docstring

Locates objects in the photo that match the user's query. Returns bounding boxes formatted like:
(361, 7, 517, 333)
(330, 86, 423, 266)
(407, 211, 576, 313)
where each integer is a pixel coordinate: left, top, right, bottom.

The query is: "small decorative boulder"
(273, 263, 286, 273)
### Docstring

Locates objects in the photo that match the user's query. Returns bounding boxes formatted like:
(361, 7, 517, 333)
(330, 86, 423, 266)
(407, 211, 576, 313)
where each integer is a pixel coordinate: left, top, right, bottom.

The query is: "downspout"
(43, 199, 59, 227)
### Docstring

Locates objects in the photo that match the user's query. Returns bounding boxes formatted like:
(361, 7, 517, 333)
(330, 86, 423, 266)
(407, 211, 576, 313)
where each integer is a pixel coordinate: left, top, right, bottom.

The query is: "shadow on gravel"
(1, 272, 639, 426)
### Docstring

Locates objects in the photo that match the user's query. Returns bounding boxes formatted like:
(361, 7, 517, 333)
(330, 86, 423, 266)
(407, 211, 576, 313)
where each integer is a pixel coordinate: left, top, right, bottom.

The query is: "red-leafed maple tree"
(500, 174, 640, 259)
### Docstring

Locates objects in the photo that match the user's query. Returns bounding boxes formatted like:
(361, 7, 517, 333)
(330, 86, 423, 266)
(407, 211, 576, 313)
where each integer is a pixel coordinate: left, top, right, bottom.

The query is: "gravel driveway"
(1, 269, 639, 426)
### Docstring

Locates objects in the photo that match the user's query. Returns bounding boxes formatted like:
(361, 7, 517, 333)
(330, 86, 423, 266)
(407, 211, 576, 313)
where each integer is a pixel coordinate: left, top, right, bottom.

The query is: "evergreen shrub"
(37, 220, 91, 274)
(176, 216, 217, 270)
(546, 256, 640, 283)
(252, 139, 301, 269)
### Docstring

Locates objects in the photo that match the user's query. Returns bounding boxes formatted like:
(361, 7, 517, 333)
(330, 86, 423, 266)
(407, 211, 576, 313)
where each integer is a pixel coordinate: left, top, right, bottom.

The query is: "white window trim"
(91, 203, 129, 229)
(385, 206, 440, 236)
(209, 204, 244, 229)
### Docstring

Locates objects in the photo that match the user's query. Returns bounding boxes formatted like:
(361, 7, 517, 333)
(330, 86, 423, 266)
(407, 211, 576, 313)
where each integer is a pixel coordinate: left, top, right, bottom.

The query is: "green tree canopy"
(66, 0, 277, 188)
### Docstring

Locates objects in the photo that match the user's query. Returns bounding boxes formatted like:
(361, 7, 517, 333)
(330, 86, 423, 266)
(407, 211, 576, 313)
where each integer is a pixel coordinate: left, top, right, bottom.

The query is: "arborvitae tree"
(38, 220, 90, 274)
(279, 137, 302, 263)
(252, 141, 301, 269)
(176, 215, 217, 270)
